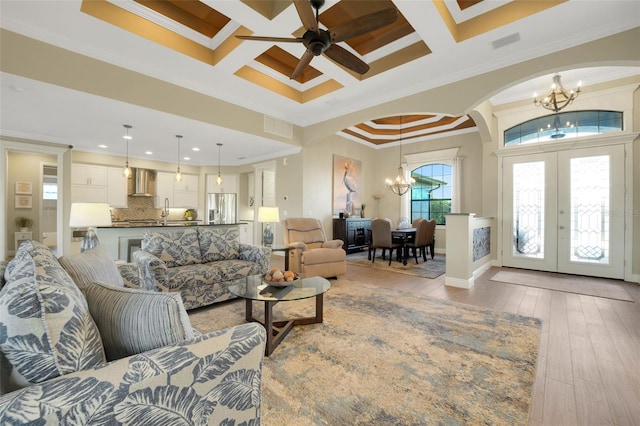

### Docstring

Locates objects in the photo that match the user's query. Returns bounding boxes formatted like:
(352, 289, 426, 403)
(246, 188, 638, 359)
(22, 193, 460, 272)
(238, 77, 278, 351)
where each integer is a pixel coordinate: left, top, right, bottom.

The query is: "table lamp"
(69, 203, 112, 252)
(258, 206, 279, 246)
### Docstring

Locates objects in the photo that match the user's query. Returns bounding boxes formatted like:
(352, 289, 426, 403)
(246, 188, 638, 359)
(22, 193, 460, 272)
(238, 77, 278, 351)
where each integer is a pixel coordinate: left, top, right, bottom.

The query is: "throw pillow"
(59, 245, 124, 289)
(82, 282, 194, 361)
(0, 241, 105, 393)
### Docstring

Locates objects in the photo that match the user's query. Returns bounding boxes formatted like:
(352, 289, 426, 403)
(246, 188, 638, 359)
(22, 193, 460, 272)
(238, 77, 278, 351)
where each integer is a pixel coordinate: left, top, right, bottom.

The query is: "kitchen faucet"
(161, 197, 169, 226)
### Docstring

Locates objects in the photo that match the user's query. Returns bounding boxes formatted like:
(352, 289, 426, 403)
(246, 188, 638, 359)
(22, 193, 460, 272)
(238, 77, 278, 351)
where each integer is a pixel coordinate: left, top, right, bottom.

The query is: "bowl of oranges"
(263, 267, 300, 287)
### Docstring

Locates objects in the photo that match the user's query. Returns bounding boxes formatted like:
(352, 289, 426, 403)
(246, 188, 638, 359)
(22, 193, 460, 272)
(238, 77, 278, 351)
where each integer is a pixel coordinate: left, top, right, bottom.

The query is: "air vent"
(264, 115, 293, 139)
(491, 32, 521, 50)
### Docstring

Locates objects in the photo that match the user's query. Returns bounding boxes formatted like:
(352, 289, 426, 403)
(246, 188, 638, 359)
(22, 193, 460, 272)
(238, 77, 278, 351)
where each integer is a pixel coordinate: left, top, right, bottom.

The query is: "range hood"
(129, 168, 155, 197)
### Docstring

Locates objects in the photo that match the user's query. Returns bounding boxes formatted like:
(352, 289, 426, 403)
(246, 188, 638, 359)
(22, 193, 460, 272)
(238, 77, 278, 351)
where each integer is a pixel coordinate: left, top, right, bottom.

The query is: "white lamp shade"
(69, 203, 112, 227)
(258, 206, 280, 223)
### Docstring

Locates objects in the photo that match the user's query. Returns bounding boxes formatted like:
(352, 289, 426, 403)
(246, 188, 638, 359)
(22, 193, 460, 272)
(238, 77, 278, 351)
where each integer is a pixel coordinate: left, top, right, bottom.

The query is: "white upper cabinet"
(107, 167, 128, 208)
(71, 164, 108, 203)
(207, 173, 237, 194)
(156, 172, 199, 208)
(173, 174, 198, 208)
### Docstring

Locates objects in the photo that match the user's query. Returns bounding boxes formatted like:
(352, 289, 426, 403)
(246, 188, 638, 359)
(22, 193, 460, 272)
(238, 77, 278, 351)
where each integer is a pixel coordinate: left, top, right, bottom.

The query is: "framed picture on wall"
(15, 195, 32, 209)
(332, 155, 362, 216)
(15, 181, 32, 195)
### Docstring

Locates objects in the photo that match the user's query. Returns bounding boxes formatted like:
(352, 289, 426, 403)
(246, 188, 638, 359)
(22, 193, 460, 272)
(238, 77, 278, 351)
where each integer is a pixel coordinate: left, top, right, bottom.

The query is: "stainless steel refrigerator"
(208, 193, 237, 224)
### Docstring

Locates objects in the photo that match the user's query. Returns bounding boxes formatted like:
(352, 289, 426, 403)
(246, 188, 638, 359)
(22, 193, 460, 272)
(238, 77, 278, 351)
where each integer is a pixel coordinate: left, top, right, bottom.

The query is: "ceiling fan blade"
(330, 8, 399, 42)
(293, 0, 318, 32)
(291, 50, 315, 80)
(236, 35, 303, 43)
(323, 44, 369, 75)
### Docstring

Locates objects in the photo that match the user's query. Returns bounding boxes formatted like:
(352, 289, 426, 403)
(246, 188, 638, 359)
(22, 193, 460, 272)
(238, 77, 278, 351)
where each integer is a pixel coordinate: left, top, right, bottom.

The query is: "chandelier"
(533, 74, 581, 113)
(385, 116, 415, 196)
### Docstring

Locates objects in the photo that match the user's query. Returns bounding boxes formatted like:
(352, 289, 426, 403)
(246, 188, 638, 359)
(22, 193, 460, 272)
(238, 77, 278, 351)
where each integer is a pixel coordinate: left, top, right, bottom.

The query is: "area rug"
(490, 269, 634, 302)
(346, 250, 445, 278)
(189, 280, 541, 425)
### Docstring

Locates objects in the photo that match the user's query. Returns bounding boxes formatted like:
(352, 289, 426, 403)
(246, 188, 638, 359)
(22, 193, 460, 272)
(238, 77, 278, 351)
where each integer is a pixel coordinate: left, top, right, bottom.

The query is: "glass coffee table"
(228, 275, 331, 356)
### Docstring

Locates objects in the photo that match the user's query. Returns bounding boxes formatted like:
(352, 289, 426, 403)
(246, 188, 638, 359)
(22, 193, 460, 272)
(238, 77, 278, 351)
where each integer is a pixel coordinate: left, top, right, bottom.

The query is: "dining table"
(367, 227, 416, 265)
(391, 227, 416, 265)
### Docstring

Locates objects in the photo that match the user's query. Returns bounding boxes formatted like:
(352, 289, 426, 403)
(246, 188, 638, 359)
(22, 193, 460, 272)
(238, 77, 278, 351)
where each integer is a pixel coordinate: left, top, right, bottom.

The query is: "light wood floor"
(270, 254, 640, 426)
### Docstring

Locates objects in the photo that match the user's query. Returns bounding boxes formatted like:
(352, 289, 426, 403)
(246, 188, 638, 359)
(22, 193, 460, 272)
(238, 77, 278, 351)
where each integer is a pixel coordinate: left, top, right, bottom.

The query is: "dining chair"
(405, 219, 429, 263)
(370, 218, 403, 265)
(425, 219, 436, 259)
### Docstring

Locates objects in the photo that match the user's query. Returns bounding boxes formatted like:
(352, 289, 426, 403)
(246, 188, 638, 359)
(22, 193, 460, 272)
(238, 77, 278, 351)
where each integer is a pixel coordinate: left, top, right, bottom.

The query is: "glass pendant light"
(175, 134, 183, 182)
(122, 124, 132, 178)
(216, 143, 223, 185)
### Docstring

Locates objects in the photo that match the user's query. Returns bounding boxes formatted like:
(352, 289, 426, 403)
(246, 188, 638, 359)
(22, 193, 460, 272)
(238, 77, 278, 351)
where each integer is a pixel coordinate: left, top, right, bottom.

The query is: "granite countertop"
(99, 221, 248, 229)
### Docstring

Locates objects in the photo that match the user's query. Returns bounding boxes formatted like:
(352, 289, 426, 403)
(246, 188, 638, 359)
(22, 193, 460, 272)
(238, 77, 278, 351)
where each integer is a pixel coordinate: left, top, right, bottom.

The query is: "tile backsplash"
(111, 196, 187, 222)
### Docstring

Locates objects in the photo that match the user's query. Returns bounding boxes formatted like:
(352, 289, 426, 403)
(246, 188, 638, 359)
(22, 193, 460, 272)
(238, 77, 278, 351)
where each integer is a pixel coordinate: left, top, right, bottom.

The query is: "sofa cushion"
(0, 241, 105, 394)
(82, 282, 194, 361)
(58, 245, 124, 289)
(198, 226, 240, 262)
(142, 228, 201, 267)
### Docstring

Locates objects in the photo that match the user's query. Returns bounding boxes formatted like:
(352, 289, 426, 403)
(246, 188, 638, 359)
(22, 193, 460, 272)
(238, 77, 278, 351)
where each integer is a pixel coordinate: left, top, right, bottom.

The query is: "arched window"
(411, 164, 452, 225)
(404, 147, 460, 226)
(504, 110, 622, 146)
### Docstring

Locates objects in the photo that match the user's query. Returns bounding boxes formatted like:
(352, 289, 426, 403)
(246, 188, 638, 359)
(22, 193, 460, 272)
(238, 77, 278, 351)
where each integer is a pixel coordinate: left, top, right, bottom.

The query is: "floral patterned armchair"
(0, 241, 266, 424)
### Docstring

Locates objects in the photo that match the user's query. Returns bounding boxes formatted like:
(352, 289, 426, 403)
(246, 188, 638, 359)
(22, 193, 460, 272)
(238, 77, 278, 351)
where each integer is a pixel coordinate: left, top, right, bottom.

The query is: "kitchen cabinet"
(72, 164, 107, 203)
(107, 167, 128, 208)
(155, 172, 175, 208)
(174, 174, 199, 208)
(206, 173, 237, 194)
(155, 172, 198, 208)
(333, 218, 371, 253)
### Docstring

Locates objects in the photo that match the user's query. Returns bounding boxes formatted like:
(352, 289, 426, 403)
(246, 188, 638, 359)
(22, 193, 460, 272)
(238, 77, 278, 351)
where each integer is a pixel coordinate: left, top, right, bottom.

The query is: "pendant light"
(216, 143, 223, 185)
(385, 116, 415, 196)
(122, 124, 132, 178)
(175, 134, 183, 182)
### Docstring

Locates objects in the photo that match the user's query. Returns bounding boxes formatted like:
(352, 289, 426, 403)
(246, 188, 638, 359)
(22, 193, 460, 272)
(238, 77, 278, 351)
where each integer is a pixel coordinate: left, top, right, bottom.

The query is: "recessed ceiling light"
(192, 147, 200, 152)
(183, 156, 190, 161)
(99, 144, 108, 148)
(145, 151, 153, 155)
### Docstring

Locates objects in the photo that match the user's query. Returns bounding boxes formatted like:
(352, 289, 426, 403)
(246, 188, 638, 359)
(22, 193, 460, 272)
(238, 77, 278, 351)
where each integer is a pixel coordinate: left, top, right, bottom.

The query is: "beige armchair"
(282, 218, 346, 278)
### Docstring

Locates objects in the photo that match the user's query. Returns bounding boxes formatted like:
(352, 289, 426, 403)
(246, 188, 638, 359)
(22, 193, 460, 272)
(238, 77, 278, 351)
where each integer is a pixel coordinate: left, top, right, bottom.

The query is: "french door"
(502, 145, 625, 279)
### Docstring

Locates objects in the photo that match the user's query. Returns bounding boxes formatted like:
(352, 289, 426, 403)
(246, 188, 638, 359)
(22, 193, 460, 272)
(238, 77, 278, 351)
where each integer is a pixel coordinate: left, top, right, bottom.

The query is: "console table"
(333, 218, 371, 253)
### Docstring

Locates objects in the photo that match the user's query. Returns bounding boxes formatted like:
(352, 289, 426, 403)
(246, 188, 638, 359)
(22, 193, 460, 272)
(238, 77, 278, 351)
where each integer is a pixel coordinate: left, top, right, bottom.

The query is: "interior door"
(502, 145, 625, 279)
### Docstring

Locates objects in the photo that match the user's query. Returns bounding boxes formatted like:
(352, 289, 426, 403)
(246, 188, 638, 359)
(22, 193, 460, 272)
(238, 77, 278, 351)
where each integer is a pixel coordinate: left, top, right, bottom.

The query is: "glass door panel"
(557, 145, 624, 278)
(512, 161, 545, 259)
(502, 153, 557, 272)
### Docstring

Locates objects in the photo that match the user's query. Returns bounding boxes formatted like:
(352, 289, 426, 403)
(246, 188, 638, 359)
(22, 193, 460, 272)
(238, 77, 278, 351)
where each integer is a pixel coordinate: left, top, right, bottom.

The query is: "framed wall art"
(15, 181, 32, 195)
(333, 155, 362, 216)
(15, 195, 32, 209)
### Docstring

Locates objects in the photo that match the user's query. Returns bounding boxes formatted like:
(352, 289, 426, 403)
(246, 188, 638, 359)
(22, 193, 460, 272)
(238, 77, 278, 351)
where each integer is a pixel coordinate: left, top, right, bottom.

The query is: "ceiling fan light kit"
(236, 0, 399, 79)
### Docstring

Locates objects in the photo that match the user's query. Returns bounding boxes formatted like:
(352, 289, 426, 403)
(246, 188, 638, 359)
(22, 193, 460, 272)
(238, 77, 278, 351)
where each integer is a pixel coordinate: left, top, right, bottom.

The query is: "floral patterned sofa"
(133, 226, 271, 310)
(0, 241, 266, 424)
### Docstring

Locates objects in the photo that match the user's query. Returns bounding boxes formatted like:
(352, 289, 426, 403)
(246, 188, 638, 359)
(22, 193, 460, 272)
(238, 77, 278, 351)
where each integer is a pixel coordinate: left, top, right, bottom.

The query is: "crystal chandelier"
(385, 116, 415, 196)
(533, 74, 581, 113)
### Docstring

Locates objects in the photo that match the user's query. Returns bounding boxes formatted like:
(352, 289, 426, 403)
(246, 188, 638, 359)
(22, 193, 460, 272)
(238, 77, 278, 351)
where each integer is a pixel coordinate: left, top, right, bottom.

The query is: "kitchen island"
(97, 223, 249, 261)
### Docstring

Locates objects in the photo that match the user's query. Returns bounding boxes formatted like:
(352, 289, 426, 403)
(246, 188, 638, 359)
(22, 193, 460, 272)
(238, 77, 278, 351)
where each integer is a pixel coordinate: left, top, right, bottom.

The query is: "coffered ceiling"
(0, 0, 638, 166)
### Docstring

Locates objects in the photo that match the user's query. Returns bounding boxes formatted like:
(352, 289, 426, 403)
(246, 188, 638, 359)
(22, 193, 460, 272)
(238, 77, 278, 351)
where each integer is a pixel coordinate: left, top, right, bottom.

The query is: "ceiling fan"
(236, 0, 399, 79)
